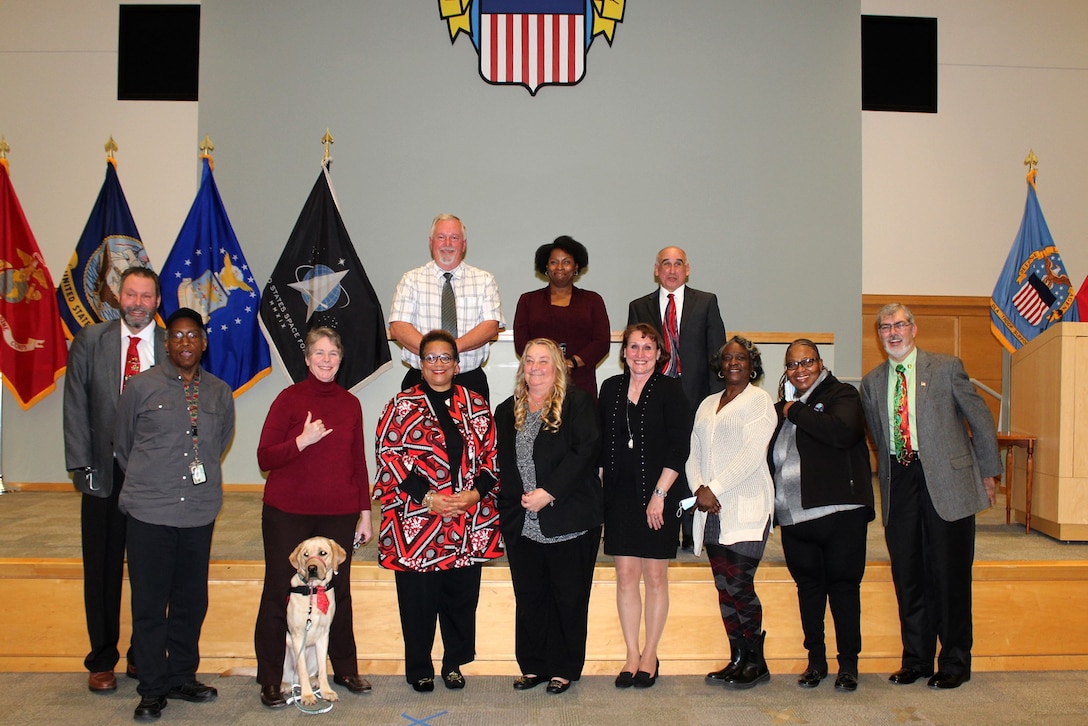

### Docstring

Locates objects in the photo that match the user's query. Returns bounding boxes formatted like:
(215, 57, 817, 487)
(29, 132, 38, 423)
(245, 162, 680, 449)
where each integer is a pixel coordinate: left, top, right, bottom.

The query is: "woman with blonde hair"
(496, 338, 603, 695)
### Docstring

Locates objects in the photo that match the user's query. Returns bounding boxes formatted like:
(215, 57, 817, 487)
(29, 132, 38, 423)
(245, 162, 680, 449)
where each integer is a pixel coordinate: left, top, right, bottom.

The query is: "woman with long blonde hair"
(496, 338, 603, 695)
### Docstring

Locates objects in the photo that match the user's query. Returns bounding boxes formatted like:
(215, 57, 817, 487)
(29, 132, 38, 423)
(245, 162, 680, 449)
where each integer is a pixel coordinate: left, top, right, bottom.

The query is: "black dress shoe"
(632, 659, 659, 689)
(614, 671, 634, 688)
(928, 671, 970, 689)
(797, 666, 828, 688)
(442, 671, 466, 689)
(133, 695, 167, 721)
(513, 674, 546, 690)
(260, 684, 287, 708)
(333, 674, 373, 693)
(888, 667, 932, 685)
(546, 679, 571, 694)
(834, 673, 858, 692)
(167, 681, 217, 702)
(412, 677, 435, 693)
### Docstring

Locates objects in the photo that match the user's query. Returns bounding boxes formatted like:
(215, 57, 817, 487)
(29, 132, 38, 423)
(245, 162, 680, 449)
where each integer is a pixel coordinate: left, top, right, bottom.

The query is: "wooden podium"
(1009, 322, 1088, 541)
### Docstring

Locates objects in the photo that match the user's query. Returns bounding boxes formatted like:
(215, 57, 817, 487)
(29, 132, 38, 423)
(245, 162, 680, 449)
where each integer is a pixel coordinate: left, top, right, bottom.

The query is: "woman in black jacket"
(769, 339, 874, 692)
(496, 338, 603, 695)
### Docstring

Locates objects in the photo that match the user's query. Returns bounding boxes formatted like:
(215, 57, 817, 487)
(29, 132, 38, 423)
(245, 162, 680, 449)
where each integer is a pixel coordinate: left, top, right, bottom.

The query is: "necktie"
(441, 272, 458, 337)
(123, 335, 141, 390)
(893, 364, 914, 463)
(663, 293, 681, 377)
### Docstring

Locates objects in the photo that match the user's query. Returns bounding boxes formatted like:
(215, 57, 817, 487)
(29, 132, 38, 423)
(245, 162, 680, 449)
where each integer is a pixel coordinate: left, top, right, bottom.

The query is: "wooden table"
(997, 432, 1037, 533)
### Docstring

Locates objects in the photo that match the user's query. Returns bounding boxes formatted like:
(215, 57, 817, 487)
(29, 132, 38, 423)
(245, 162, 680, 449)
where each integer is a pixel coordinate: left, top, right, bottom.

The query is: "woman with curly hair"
(495, 338, 603, 695)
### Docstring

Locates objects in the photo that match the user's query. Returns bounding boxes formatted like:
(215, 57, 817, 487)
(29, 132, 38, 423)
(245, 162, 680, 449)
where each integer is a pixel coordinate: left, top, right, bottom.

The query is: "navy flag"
(260, 161, 392, 393)
(990, 168, 1079, 353)
(56, 159, 153, 338)
(160, 156, 271, 395)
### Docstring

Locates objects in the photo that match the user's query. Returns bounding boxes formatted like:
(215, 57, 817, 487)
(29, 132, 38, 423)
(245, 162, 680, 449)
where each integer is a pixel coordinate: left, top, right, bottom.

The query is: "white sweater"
(686, 383, 776, 554)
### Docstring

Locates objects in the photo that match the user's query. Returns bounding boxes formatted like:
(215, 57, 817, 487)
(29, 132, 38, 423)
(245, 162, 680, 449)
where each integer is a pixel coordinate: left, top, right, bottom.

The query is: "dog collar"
(288, 583, 334, 596)
(290, 583, 333, 615)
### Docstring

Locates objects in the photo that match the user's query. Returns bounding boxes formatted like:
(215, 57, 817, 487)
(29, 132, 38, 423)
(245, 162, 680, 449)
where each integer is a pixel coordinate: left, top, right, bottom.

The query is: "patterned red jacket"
(374, 384, 502, 571)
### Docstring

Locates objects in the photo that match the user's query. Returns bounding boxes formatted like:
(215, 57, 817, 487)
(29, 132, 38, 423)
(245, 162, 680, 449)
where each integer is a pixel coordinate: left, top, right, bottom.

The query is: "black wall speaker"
(862, 15, 937, 113)
(118, 4, 200, 101)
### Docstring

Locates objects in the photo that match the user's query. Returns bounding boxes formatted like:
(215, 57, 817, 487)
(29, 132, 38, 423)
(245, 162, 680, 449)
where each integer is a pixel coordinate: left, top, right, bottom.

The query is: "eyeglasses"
(421, 353, 454, 365)
(877, 321, 911, 334)
(168, 330, 203, 341)
(785, 357, 819, 371)
(432, 234, 462, 243)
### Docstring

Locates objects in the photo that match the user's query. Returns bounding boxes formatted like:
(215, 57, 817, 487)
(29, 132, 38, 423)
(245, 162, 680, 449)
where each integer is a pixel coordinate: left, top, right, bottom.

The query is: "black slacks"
(126, 516, 215, 697)
(254, 505, 360, 687)
(506, 527, 601, 681)
(885, 458, 976, 676)
(80, 460, 131, 672)
(780, 507, 869, 675)
(393, 565, 483, 683)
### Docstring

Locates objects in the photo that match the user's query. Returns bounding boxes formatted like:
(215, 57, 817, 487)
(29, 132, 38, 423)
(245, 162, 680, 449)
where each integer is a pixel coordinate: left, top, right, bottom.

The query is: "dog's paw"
(299, 691, 318, 706)
(323, 689, 339, 702)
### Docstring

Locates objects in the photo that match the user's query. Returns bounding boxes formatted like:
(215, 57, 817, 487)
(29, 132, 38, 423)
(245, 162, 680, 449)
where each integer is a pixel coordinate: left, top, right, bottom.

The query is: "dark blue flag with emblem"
(56, 159, 153, 338)
(259, 161, 392, 392)
(160, 156, 271, 396)
(990, 168, 1079, 353)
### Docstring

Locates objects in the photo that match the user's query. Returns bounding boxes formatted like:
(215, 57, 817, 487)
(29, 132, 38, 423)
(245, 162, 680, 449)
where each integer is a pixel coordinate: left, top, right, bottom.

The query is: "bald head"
(654, 246, 690, 292)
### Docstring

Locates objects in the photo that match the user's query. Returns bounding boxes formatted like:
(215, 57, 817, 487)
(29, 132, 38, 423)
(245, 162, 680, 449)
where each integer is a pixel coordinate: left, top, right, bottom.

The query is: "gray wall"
(199, 0, 862, 369)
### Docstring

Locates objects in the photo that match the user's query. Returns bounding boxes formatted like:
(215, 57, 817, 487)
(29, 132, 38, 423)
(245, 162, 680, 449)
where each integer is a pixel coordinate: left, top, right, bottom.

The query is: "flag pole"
(0, 138, 10, 494)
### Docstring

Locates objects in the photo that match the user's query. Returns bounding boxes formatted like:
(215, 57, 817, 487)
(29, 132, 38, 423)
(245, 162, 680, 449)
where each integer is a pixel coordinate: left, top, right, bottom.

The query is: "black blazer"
(495, 386, 604, 543)
(767, 373, 874, 517)
(627, 286, 726, 413)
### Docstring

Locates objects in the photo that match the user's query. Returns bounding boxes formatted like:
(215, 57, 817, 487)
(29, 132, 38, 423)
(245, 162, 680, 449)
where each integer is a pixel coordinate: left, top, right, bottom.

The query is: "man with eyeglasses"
(860, 303, 1000, 691)
(628, 246, 725, 550)
(64, 266, 166, 694)
(389, 213, 504, 401)
(115, 307, 235, 721)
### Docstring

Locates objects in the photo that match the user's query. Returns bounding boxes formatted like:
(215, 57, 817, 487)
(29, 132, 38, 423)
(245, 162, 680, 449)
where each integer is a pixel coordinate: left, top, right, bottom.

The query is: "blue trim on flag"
(481, 0, 585, 14)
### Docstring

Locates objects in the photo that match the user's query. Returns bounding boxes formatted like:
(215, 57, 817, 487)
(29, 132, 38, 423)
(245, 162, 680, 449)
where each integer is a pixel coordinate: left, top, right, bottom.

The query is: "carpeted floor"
(2, 671, 1087, 725)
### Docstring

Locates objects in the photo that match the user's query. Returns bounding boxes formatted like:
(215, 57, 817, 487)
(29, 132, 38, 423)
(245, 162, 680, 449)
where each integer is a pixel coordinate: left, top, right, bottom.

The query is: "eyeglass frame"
(877, 321, 912, 334)
(784, 357, 820, 371)
(421, 353, 455, 365)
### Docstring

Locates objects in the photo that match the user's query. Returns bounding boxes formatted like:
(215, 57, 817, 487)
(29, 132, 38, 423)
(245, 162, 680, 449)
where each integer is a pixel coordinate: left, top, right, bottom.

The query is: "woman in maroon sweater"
(513, 236, 610, 400)
(253, 327, 373, 708)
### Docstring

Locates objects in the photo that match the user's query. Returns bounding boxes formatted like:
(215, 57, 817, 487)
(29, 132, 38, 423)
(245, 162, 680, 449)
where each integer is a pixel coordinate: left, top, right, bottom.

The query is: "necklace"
(624, 398, 635, 449)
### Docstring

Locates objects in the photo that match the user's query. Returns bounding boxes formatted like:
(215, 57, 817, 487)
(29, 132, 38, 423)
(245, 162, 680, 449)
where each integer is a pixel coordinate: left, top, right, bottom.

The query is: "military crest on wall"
(439, 0, 624, 95)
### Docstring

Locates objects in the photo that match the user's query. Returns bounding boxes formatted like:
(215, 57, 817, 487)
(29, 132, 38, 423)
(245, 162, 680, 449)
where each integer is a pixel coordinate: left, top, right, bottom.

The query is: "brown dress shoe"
(88, 671, 117, 692)
(333, 674, 373, 693)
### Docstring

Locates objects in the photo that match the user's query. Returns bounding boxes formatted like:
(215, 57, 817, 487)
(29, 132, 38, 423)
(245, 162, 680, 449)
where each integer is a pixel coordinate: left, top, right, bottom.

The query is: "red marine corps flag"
(0, 146, 68, 409)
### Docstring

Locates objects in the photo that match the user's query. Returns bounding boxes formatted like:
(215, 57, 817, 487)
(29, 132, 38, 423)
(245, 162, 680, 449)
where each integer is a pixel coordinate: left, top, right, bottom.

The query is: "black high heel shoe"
(632, 659, 660, 688)
(614, 670, 635, 688)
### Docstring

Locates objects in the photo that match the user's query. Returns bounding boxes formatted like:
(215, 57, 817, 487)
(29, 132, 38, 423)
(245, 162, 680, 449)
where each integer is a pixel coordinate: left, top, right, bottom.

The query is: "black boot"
(723, 631, 770, 689)
(705, 637, 744, 683)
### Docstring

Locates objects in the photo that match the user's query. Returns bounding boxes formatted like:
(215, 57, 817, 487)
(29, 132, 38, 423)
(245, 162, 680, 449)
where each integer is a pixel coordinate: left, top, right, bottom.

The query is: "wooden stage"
(2, 542, 1087, 676)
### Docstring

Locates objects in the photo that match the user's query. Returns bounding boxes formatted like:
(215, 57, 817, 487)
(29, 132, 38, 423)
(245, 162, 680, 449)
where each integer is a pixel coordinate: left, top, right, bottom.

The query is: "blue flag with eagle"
(159, 156, 270, 395)
(990, 169, 1079, 353)
(259, 161, 391, 393)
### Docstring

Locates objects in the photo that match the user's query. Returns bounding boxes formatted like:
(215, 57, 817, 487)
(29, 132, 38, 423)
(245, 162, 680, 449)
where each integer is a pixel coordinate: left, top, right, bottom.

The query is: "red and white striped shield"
(479, 0, 588, 95)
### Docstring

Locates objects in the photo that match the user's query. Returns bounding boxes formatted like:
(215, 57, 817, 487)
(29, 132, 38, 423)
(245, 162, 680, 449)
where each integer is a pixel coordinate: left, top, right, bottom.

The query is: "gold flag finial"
(0, 136, 10, 160)
(1024, 149, 1039, 170)
(322, 128, 334, 163)
(199, 134, 215, 156)
(105, 136, 119, 160)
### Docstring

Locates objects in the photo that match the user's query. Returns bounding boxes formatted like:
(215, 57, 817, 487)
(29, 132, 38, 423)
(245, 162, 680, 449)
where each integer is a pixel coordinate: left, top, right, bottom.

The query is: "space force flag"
(0, 158, 68, 409)
(990, 168, 1079, 353)
(56, 159, 153, 338)
(259, 161, 392, 393)
(159, 156, 271, 396)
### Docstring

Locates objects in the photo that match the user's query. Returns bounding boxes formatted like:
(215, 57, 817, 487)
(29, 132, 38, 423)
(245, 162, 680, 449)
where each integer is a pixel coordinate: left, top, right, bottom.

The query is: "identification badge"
(190, 460, 207, 485)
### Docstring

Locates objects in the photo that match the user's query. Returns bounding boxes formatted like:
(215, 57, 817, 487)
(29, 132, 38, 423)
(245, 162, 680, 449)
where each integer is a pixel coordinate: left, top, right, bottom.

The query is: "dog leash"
(286, 582, 336, 715)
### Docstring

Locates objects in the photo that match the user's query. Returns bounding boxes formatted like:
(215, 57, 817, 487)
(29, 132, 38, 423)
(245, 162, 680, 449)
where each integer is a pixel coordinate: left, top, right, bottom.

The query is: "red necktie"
(663, 293, 681, 377)
(123, 336, 141, 390)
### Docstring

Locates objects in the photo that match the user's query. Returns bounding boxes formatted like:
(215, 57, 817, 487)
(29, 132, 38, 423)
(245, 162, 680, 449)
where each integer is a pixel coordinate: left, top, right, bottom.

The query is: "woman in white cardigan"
(687, 336, 776, 690)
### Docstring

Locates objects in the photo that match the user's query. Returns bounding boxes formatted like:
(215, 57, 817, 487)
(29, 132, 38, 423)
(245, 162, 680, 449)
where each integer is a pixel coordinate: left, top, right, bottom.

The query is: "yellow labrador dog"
(284, 536, 346, 705)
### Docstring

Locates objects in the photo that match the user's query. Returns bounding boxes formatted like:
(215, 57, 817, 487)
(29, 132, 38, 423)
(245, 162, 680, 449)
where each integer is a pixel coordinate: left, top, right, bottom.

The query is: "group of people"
(62, 212, 1001, 721)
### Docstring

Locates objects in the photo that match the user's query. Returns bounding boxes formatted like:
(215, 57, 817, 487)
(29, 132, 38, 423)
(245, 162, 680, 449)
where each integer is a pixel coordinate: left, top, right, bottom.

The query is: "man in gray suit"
(63, 267, 165, 693)
(860, 302, 1000, 690)
(628, 246, 725, 548)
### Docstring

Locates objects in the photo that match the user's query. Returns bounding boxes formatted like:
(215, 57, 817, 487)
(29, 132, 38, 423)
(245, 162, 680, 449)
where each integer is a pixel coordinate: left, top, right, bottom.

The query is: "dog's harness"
(288, 583, 334, 616)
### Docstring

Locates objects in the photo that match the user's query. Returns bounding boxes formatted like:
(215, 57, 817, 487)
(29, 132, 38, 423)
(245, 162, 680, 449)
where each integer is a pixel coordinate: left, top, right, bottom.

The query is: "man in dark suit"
(63, 267, 166, 693)
(628, 246, 726, 548)
(860, 302, 1000, 690)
